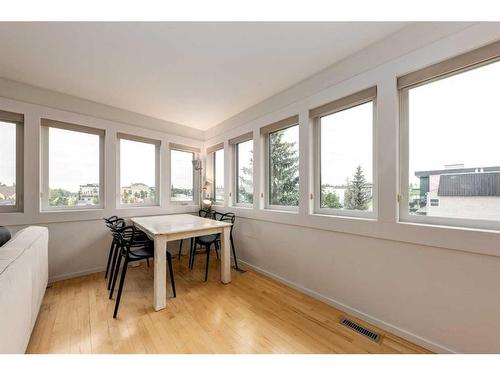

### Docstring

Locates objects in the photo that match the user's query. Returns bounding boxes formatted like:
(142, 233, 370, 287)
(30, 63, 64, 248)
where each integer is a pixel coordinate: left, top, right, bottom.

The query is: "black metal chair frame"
(109, 225, 176, 318)
(105, 217, 152, 290)
(104, 216, 125, 283)
(177, 208, 215, 261)
(188, 211, 242, 281)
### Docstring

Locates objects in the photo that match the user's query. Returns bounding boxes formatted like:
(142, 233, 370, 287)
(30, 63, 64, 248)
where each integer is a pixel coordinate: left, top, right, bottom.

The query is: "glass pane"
(0, 121, 16, 206)
(171, 149, 193, 201)
(320, 101, 373, 211)
(408, 60, 500, 221)
(237, 140, 253, 204)
(48, 127, 101, 207)
(269, 125, 299, 206)
(120, 139, 157, 205)
(214, 149, 224, 202)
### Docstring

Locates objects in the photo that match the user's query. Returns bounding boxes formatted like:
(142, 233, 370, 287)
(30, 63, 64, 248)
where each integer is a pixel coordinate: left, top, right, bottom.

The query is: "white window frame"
(40, 119, 105, 212)
(230, 132, 254, 208)
(117, 133, 161, 208)
(261, 116, 300, 211)
(398, 40, 500, 231)
(169, 143, 199, 205)
(312, 87, 378, 219)
(207, 143, 225, 205)
(0, 110, 23, 213)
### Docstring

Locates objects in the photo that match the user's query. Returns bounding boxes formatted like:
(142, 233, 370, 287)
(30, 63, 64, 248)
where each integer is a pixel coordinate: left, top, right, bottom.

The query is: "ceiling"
(0, 22, 407, 130)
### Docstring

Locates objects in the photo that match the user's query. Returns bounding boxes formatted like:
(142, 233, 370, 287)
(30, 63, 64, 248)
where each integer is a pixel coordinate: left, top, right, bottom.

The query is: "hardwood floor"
(27, 254, 431, 354)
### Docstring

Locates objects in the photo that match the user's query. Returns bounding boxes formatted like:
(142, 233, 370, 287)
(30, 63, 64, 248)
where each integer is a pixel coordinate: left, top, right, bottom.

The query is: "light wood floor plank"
(27, 255, 431, 354)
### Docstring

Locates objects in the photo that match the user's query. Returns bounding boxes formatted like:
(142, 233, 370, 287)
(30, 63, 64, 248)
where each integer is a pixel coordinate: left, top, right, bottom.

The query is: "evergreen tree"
(238, 152, 254, 203)
(269, 131, 299, 206)
(344, 165, 371, 210)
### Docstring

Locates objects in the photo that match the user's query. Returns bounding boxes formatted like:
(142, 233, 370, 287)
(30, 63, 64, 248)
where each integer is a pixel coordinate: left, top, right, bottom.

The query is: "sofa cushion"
(0, 225, 48, 353)
(0, 226, 47, 276)
(0, 227, 10, 247)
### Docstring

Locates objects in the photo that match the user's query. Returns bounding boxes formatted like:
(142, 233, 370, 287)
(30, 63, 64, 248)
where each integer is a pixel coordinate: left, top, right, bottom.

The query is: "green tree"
(320, 186, 342, 208)
(344, 165, 371, 210)
(238, 153, 254, 204)
(49, 188, 72, 206)
(269, 131, 299, 206)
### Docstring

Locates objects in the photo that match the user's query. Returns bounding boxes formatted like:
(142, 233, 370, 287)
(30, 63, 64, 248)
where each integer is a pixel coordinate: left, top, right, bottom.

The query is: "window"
(118, 133, 160, 206)
(261, 116, 299, 208)
(41, 119, 104, 210)
(0, 110, 23, 213)
(230, 133, 254, 205)
(311, 87, 376, 217)
(399, 40, 500, 229)
(170, 143, 199, 202)
(213, 147, 225, 204)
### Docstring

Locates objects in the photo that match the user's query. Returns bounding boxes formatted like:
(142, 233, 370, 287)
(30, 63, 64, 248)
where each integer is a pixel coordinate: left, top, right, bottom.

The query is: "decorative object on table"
(202, 198, 213, 211)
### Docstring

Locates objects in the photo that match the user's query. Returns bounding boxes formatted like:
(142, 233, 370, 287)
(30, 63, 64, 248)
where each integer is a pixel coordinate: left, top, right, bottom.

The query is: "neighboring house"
(0, 185, 16, 205)
(414, 165, 500, 220)
(121, 182, 155, 204)
(78, 183, 99, 205)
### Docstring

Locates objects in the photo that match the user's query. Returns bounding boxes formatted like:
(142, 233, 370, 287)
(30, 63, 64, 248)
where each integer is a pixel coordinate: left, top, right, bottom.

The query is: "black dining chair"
(189, 211, 241, 281)
(104, 216, 124, 279)
(190, 232, 219, 281)
(109, 225, 176, 318)
(105, 217, 152, 290)
(178, 209, 215, 262)
(215, 212, 241, 271)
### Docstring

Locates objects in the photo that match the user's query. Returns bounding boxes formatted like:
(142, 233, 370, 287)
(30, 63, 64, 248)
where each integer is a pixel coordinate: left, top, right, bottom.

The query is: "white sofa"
(0, 226, 48, 353)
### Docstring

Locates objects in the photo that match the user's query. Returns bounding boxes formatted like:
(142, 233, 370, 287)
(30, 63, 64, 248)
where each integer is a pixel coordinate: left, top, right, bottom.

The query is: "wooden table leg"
(220, 227, 231, 284)
(154, 235, 168, 311)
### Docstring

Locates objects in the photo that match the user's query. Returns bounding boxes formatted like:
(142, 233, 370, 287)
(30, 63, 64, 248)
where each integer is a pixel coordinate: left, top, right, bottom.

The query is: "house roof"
(415, 166, 500, 178)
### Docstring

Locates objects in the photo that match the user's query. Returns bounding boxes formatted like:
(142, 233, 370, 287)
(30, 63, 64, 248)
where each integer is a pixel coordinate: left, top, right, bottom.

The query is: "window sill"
(117, 204, 160, 209)
(263, 207, 299, 214)
(41, 207, 104, 213)
(231, 204, 253, 210)
(170, 201, 196, 206)
(311, 212, 376, 222)
(0, 208, 23, 214)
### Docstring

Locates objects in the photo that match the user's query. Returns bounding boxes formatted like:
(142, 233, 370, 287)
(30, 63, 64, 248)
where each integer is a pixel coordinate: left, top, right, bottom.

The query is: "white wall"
(205, 22, 500, 353)
(1, 22, 500, 353)
(0, 91, 202, 280)
(234, 217, 500, 353)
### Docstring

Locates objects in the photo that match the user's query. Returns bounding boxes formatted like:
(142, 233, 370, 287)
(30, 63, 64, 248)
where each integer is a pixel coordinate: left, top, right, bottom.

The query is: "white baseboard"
(48, 259, 149, 283)
(239, 259, 456, 354)
(49, 265, 106, 283)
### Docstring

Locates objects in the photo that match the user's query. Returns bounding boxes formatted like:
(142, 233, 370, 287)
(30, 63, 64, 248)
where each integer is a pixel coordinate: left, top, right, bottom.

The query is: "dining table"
(130, 214, 233, 311)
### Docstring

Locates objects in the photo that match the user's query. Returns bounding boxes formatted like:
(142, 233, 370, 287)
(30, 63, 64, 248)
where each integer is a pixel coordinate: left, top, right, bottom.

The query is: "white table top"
(130, 214, 231, 236)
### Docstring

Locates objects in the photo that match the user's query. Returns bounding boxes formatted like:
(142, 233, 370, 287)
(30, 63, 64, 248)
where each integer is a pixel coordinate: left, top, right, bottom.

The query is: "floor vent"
(339, 317, 381, 342)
